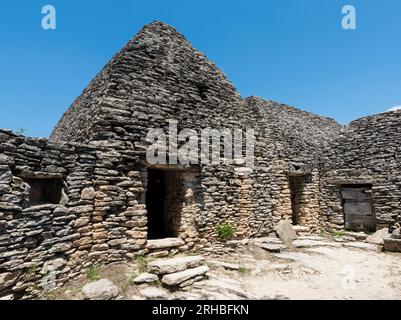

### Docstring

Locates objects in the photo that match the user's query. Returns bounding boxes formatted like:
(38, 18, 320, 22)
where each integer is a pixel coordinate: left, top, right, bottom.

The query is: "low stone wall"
(0, 130, 154, 298)
(0, 121, 334, 299)
(0, 128, 277, 299)
(0, 129, 97, 298)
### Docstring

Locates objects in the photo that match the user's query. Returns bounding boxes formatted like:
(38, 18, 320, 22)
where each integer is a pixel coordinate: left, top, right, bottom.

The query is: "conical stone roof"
(50, 21, 245, 145)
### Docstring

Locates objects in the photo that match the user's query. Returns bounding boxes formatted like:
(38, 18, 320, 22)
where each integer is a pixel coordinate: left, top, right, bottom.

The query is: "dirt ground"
(237, 245, 401, 300)
(47, 238, 401, 300)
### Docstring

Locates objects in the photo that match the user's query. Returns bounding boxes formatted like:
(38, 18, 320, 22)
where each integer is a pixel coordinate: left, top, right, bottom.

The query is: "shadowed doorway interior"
(145, 169, 183, 239)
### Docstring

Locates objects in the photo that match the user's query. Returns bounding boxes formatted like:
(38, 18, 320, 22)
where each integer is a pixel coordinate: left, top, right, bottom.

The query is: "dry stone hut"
(319, 110, 401, 232)
(0, 21, 400, 298)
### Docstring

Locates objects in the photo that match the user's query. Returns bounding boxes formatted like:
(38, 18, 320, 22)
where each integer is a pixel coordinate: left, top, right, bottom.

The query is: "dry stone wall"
(49, 22, 341, 240)
(0, 22, 345, 299)
(319, 110, 401, 231)
(0, 129, 153, 298)
(244, 97, 341, 233)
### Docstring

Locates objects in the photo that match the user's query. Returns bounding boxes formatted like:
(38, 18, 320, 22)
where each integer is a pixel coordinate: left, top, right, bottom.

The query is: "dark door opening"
(145, 169, 183, 239)
(341, 185, 375, 232)
(289, 175, 307, 225)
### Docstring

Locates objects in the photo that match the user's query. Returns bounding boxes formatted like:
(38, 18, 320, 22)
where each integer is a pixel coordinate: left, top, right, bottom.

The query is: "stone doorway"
(288, 175, 310, 225)
(341, 185, 375, 232)
(145, 168, 183, 239)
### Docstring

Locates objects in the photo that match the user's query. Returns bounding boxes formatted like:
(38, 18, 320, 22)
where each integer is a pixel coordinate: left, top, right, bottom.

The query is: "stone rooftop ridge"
(48, 21, 395, 149)
(243, 96, 343, 153)
(243, 96, 340, 124)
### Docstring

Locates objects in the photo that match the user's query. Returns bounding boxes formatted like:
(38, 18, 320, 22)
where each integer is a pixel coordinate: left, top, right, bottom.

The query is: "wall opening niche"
(22, 178, 63, 207)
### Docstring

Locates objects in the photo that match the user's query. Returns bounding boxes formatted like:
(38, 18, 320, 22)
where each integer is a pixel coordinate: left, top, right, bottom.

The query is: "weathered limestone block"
(257, 243, 286, 253)
(161, 266, 209, 286)
(148, 256, 204, 275)
(383, 237, 401, 252)
(0, 272, 19, 290)
(81, 187, 95, 200)
(82, 279, 119, 300)
(146, 238, 185, 250)
(126, 230, 147, 239)
(208, 260, 240, 270)
(366, 228, 389, 245)
(139, 287, 169, 300)
(49, 242, 73, 254)
(275, 220, 297, 246)
(133, 273, 159, 284)
(73, 217, 90, 228)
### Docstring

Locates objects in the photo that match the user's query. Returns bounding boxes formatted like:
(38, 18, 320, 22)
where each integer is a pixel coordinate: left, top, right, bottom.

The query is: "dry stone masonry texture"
(1, 21, 400, 299)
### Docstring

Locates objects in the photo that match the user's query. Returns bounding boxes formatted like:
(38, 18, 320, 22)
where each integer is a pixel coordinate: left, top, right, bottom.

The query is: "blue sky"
(0, 0, 400, 137)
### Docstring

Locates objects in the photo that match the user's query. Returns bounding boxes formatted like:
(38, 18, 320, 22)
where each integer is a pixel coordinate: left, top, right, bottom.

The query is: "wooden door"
(341, 187, 375, 232)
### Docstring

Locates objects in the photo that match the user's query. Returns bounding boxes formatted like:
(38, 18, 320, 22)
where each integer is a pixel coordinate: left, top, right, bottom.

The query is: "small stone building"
(0, 21, 400, 298)
(319, 111, 401, 232)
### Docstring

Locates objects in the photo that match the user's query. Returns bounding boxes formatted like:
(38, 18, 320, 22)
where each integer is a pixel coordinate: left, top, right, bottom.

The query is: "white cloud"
(386, 105, 401, 112)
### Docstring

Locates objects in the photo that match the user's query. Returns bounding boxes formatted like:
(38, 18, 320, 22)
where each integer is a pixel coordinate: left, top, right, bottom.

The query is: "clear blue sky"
(1, 0, 400, 137)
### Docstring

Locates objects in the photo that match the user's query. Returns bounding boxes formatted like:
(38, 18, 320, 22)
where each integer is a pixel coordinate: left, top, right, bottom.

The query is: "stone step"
(292, 239, 341, 249)
(161, 266, 209, 286)
(292, 225, 311, 234)
(297, 235, 327, 241)
(253, 237, 284, 245)
(343, 231, 368, 241)
(148, 255, 205, 275)
(383, 237, 401, 252)
(256, 243, 286, 253)
(298, 232, 312, 237)
(133, 272, 159, 284)
(146, 238, 185, 250)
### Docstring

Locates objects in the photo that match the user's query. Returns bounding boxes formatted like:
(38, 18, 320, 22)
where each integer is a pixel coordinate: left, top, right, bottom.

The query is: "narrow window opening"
(23, 178, 63, 206)
(196, 83, 208, 99)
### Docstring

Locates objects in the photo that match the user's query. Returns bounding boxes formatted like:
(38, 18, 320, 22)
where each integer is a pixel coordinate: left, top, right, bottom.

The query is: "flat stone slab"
(343, 231, 368, 241)
(82, 279, 119, 300)
(193, 279, 249, 298)
(257, 243, 286, 253)
(208, 260, 240, 270)
(297, 235, 329, 241)
(146, 238, 185, 250)
(383, 237, 401, 252)
(161, 266, 209, 286)
(292, 226, 311, 233)
(341, 242, 379, 252)
(133, 272, 159, 284)
(148, 255, 205, 275)
(254, 237, 284, 245)
(337, 236, 357, 242)
(292, 239, 340, 249)
(139, 287, 169, 300)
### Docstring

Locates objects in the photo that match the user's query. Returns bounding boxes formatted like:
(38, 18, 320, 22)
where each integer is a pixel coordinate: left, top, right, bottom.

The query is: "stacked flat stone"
(148, 256, 208, 289)
(7, 21, 399, 300)
(0, 22, 341, 299)
(319, 110, 401, 231)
